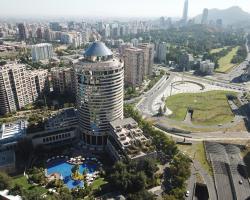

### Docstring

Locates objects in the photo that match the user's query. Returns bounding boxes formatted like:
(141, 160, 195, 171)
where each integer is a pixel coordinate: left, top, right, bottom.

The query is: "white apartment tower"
(31, 43, 53, 62)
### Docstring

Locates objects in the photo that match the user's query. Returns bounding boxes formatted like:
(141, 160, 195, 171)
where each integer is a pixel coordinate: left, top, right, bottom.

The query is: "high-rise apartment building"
(31, 43, 53, 62)
(138, 43, 154, 77)
(51, 67, 76, 95)
(27, 70, 49, 101)
(201, 8, 209, 25)
(0, 63, 48, 115)
(156, 42, 168, 63)
(74, 41, 124, 149)
(17, 23, 27, 41)
(124, 47, 144, 87)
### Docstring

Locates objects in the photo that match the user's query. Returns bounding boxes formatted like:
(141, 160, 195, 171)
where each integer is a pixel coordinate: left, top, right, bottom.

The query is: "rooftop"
(84, 41, 113, 57)
(0, 120, 27, 145)
(32, 43, 52, 47)
(110, 118, 154, 159)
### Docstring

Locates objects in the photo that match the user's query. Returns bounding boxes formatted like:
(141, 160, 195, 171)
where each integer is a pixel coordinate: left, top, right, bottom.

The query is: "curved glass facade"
(75, 57, 124, 147)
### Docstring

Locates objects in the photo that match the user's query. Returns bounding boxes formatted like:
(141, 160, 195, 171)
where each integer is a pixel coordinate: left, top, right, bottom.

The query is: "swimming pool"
(47, 160, 97, 189)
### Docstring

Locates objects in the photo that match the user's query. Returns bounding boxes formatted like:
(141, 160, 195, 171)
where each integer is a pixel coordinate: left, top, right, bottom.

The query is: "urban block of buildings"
(0, 62, 48, 115)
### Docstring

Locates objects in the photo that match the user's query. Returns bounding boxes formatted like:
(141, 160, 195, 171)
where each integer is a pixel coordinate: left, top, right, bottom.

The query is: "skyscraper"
(182, 0, 189, 24)
(201, 8, 209, 25)
(74, 42, 124, 149)
(17, 23, 27, 41)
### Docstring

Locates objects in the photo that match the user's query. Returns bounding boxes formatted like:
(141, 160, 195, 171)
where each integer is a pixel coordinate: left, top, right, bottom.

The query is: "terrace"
(108, 118, 156, 160)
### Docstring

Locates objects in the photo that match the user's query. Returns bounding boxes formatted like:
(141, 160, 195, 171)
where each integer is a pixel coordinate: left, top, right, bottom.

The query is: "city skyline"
(0, 0, 250, 18)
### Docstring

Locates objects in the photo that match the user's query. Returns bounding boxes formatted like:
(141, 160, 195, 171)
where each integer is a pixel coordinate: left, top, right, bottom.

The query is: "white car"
(185, 191, 190, 197)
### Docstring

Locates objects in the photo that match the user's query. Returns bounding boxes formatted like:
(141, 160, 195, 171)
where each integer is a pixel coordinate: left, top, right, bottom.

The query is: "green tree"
(0, 172, 12, 190)
(9, 184, 24, 196)
(71, 164, 80, 174)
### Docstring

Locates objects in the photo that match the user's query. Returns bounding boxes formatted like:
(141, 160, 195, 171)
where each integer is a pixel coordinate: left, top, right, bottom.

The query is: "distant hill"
(194, 6, 250, 25)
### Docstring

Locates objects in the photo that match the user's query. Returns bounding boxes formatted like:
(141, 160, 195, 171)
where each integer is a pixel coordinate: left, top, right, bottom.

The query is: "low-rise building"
(31, 108, 79, 147)
(0, 120, 27, 151)
(44, 108, 78, 131)
(107, 118, 156, 161)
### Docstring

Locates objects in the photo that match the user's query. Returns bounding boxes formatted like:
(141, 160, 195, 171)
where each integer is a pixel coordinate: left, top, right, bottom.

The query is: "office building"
(138, 43, 154, 77)
(51, 67, 76, 94)
(74, 41, 124, 149)
(31, 43, 53, 62)
(201, 8, 209, 25)
(124, 47, 144, 87)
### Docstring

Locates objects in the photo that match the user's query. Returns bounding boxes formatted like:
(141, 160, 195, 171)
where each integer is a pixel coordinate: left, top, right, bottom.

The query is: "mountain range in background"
(194, 6, 250, 25)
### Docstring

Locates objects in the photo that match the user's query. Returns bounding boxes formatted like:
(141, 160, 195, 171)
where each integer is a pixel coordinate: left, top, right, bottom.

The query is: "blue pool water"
(47, 160, 97, 189)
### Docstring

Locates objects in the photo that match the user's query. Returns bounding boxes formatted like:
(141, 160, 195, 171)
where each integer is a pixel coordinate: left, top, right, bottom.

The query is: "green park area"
(166, 90, 236, 126)
(215, 46, 240, 73)
(209, 47, 228, 54)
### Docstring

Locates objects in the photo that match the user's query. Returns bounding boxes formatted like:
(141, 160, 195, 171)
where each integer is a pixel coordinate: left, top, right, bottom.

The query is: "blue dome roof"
(84, 41, 113, 57)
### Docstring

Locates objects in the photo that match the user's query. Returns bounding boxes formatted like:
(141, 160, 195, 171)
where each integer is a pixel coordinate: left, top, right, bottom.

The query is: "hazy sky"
(0, 0, 250, 18)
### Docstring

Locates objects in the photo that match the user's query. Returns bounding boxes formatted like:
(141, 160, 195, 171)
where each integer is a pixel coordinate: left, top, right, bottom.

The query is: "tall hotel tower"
(74, 42, 124, 150)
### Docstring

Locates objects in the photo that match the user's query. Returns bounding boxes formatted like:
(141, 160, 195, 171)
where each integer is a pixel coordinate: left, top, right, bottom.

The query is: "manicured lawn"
(215, 46, 239, 73)
(12, 175, 47, 195)
(92, 178, 108, 190)
(210, 47, 227, 54)
(177, 142, 213, 175)
(166, 90, 236, 126)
